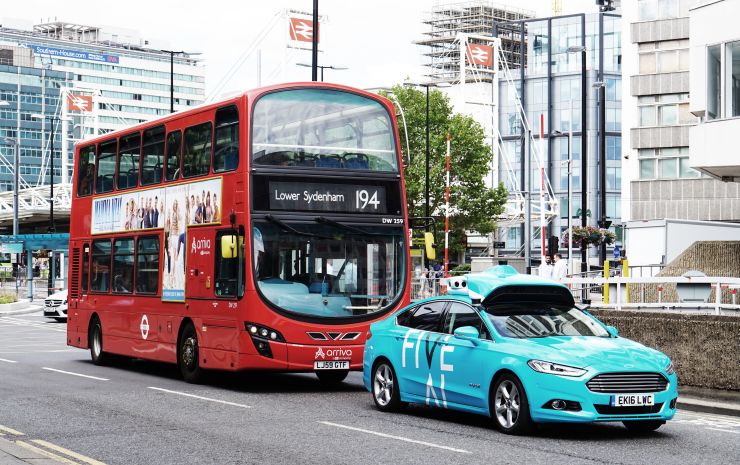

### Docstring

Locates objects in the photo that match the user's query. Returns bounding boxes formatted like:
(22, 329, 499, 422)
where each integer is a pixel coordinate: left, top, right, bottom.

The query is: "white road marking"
(31, 439, 109, 465)
(148, 387, 251, 408)
(0, 357, 18, 363)
(707, 428, 740, 434)
(318, 421, 471, 454)
(41, 367, 109, 381)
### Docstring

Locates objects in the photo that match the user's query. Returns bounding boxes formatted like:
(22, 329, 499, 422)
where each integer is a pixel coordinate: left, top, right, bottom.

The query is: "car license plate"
(314, 360, 350, 370)
(611, 393, 655, 407)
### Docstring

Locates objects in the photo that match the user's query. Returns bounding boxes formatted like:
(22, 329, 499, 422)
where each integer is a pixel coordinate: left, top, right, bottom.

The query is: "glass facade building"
(494, 12, 622, 253)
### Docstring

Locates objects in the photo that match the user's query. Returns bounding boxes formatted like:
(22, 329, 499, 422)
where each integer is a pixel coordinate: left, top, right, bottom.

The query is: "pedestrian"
(538, 256, 553, 279)
(552, 253, 568, 281)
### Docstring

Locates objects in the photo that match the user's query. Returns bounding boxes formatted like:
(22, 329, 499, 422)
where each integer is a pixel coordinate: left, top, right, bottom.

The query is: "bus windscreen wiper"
(265, 214, 329, 239)
(314, 216, 380, 236)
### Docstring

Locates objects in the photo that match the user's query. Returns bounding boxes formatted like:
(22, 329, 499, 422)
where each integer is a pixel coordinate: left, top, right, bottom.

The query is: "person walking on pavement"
(538, 255, 553, 279)
(552, 253, 568, 281)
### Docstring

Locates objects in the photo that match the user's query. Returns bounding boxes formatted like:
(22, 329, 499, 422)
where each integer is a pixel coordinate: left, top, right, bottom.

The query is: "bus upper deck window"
(77, 145, 95, 197)
(117, 132, 141, 190)
(95, 140, 117, 194)
(214, 105, 239, 172)
(165, 131, 182, 181)
(141, 125, 165, 186)
(182, 122, 212, 178)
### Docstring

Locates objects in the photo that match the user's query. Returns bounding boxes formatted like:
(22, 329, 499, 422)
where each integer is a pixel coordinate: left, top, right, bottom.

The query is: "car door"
(394, 301, 448, 401)
(437, 302, 491, 409)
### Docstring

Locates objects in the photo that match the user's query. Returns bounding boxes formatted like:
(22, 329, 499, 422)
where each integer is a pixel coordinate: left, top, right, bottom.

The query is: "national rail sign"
(466, 44, 493, 67)
(289, 17, 319, 43)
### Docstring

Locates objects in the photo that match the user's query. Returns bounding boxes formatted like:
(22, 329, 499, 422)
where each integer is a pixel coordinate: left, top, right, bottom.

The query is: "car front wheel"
(490, 374, 533, 435)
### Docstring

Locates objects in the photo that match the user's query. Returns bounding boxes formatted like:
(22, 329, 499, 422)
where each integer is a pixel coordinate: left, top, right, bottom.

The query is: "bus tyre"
(490, 374, 533, 435)
(316, 370, 349, 385)
(622, 420, 664, 433)
(371, 360, 405, 412)
(89, 316, 109, 366)
(178, 324, 203, 383)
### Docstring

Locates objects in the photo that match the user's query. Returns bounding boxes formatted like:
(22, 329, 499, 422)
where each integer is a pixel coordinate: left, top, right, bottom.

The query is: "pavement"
(1, 313, 739, 465)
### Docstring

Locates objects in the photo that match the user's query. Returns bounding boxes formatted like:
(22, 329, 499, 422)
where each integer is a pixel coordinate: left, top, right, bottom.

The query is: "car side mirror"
(605, 325, 619, 338)
(453, 326, 480, 345)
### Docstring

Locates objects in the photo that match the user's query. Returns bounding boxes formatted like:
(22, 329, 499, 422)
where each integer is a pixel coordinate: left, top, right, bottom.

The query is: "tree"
(382, 85, 508, 255)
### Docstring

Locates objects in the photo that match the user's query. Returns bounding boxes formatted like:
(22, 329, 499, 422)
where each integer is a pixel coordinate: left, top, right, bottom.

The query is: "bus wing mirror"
(221, 234, 238, 259)
(424, 232, 436, 260)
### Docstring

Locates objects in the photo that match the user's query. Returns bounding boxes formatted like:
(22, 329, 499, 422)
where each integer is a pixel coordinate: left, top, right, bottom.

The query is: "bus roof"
(75, 82, 393, 149)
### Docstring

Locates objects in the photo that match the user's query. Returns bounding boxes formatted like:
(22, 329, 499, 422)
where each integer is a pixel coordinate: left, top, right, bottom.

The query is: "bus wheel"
(89, 316, 109, 366)
(178, 324, 203, 383)
(316, 370, 349, 385)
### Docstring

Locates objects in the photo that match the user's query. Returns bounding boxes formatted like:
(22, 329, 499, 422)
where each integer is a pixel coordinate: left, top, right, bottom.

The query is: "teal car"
(363, 266, 677, 435)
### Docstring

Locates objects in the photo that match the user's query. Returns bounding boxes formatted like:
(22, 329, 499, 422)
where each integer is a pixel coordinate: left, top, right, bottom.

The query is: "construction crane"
(552, 0, 562, 15)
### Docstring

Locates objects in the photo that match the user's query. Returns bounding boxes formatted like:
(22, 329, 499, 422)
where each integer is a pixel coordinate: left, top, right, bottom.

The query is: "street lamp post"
(566, 45, 588, 277)
(296, 63, 348, 82)
(594, 79, 609, 265)
(160, 50, 201, 113)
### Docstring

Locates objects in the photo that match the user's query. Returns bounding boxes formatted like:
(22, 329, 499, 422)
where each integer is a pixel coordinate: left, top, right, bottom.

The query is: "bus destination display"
(269, 181, 387, 214)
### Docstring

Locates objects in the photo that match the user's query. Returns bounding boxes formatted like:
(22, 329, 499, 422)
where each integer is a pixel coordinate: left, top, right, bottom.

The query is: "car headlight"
(528, 360, 587, 377)
(665, 361, 675, 375)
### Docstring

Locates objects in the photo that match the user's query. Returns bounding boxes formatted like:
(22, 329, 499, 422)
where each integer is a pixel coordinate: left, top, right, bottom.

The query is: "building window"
(707, 44, 721, 120)
(638, 0, 680, 21)
(727, 41, 740, 117)
(637, 147, 699, 180)
(638, 93, 693, 127)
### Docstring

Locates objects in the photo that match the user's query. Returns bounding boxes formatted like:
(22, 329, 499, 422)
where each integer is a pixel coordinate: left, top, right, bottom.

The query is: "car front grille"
(594, 403, 664, 415)
(586, 372, 668, 393)
(45, 300, 63, 308)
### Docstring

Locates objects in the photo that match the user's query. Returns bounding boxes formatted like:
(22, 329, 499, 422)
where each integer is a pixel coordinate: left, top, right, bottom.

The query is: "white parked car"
(44, 290, 68, 322)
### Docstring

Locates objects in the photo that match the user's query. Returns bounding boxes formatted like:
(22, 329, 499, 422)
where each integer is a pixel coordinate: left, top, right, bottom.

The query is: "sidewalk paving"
(0, 300, 43, 317)
(678, 386, 740, 417)
(0, 437, 61, 465)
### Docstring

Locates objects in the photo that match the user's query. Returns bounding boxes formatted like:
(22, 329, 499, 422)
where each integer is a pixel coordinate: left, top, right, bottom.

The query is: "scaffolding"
(416, 1, 534, 82)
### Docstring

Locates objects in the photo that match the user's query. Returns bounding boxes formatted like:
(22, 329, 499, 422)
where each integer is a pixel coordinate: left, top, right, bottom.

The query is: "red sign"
(289, 17, 319, 43)
(68, 94, 93, 112)
(466, 44, 493, 67)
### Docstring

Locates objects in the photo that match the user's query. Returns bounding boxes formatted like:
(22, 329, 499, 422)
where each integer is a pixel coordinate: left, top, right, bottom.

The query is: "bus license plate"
(611, 394, 654, 407)
(314, 360, 350, 370)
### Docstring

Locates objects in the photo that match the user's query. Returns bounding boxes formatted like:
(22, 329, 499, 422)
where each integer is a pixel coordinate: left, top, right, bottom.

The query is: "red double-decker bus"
(67, 83, 410, 384)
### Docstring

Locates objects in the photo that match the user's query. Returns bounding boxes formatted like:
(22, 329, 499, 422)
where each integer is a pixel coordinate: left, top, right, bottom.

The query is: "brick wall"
(592, 310, 740, 391)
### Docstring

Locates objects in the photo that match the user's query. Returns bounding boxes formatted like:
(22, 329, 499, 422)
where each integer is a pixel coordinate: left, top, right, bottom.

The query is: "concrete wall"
(592, 309, 740, 390)
(630, 178, 740, 221)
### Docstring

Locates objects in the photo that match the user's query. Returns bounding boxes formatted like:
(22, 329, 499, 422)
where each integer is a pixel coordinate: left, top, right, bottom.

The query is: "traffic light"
(548, 235, 559, 257)
(424, 232, 436, 260)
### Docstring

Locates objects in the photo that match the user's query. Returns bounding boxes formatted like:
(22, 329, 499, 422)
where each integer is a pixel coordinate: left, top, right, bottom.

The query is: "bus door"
(186, 228, 216, 299)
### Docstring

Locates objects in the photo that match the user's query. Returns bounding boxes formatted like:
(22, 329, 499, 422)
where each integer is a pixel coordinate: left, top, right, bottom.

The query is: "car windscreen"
(483, 304, 609, 338)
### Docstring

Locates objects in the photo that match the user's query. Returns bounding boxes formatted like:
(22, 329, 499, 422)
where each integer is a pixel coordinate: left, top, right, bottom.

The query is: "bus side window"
(112, 238, 134, 294)
(117, 132, 141, 190)
(77, 145, 95, 197)
(90, 239, 112, 293)
(81, 244, 90, 294)
(136, 236, 159, 294)
(95, 140, 117, 194)
(182, 122, 212, 178)
(141, 125, 165, 186)
(165, 130, 182, 181)
(214, 105, 239, 172)
(214, 230, 244, 298)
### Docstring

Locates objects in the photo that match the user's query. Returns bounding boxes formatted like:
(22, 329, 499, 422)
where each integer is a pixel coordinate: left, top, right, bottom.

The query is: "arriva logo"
(314, 347, 352, 359)
(191, 237, 211, 254)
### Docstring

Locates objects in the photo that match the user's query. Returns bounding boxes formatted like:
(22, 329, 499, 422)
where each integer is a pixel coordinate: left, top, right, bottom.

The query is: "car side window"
(405, 301, 447, 332)
(444, 302, 489, 339)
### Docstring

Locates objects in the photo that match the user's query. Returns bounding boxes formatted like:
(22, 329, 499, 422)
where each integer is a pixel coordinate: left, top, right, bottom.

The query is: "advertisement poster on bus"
(163, 183, 188, 302)
(91, 188, 165, 234)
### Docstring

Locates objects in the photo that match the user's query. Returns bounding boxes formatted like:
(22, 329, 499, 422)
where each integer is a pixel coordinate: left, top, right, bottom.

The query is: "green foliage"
(382, 85, 508, 253)
(565, 226, 616, 247)
(0, 292, 17, 304)
(451, 263, 471, 274)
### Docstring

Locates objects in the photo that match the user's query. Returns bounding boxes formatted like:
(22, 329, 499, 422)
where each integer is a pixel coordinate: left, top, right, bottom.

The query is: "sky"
(4, 0, 602, 97)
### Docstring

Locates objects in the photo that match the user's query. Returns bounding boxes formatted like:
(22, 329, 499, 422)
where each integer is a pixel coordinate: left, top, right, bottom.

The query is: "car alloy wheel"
(494, 379, 520, 429)
(373, 363, 394, 407)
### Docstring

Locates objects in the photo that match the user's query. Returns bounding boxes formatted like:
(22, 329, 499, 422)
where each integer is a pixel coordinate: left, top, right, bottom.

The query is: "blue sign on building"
(25, 44, 119, 64)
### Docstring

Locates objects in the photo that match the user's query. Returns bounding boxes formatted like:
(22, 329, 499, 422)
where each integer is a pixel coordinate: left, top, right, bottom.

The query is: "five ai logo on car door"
(401, 329, 455, 408)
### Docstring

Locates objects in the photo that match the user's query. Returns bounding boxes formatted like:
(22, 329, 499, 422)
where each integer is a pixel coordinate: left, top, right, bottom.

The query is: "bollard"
(733, 288, 737, 306)
(658, 286, 663, 304)
(622, 258, 629, 304)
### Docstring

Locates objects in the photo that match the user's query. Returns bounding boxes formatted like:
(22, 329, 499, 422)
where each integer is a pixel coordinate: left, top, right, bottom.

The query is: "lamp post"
(296, 63, 347, 82)
(566, 44, 588, 276)
(593, 79, 609, 264)
(160, 50, 202, 113)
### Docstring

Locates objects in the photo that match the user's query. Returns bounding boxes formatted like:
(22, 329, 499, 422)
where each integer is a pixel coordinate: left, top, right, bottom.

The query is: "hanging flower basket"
(562, 226, 616, 247)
